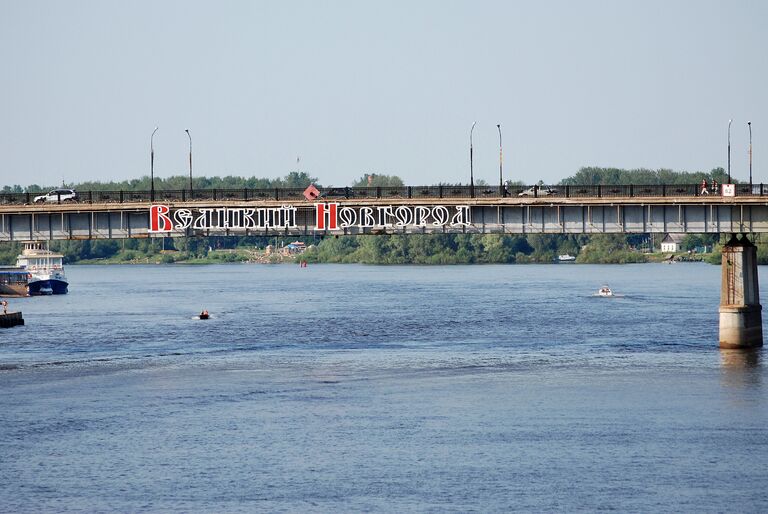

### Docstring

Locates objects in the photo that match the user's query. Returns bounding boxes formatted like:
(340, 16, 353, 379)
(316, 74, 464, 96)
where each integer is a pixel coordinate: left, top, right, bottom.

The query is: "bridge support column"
(719, 234, 763, 349)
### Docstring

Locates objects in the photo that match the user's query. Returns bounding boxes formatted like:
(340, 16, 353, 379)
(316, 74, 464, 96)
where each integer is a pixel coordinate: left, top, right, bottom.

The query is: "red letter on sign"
(150, 205, 173, 232)
(315, 203, 338, 230)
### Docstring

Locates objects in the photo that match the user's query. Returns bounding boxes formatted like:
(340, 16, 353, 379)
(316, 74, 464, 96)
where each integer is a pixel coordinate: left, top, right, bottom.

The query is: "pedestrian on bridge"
(701, 179, 709, 195)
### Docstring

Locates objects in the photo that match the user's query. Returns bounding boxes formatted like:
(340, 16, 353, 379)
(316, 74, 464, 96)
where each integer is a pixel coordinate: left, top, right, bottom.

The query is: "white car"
(34, 188, 78, 203)
(518, 186, 558, 197)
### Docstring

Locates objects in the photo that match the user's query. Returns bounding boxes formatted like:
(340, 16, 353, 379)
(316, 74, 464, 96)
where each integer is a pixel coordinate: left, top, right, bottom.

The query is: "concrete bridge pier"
(719, 234, 763, 349)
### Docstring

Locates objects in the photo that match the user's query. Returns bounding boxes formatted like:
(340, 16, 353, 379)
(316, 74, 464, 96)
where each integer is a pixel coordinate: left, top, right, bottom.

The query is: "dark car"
(319, 187, 354, 199)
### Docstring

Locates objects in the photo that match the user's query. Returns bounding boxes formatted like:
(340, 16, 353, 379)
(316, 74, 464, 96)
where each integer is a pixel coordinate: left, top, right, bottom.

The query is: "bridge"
(2, 184, 768, 240)
(0, 183, 764, 350)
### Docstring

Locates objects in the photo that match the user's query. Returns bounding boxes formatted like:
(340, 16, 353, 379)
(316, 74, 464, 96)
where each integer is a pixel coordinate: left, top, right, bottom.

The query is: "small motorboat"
(597, 285, 614, 297)
(198, 310, 210, 320)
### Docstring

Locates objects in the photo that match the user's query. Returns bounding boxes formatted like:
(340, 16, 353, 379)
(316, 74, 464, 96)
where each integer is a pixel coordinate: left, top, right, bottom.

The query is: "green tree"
(281, 171, 319, 188)
(577, 234, 646, 264)
(680, 234, 704, 251)
(351, 174, 404, 187)
(90, 240, 120, 259)
(0, 242, 21, 265)
(478, 234, 515, 263)
(559, 166, 736, 186)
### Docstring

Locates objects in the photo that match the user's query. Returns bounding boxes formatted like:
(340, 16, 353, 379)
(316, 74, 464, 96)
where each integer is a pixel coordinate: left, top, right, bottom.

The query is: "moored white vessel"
(16, 242, 68, 295)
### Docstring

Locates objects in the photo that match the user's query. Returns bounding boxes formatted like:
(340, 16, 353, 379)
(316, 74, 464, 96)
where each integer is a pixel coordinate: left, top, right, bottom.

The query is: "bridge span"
(2, 194, 768, 241)
(0, 185, 764, 349)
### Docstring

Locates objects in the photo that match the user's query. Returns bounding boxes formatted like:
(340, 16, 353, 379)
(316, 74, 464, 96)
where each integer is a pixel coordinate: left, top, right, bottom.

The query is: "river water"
(1, 263, 766, 512)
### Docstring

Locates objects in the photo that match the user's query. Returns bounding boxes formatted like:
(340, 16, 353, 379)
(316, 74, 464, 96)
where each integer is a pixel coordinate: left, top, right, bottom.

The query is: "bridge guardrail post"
(88, 191, 92, 204)
(120, 190, 123, 203)
(182, 190, 186, 202)
(630, 184, 634, 197)
(407, 186, 412, 199)
(439, 185, 443, 199)
(534, 185, 538, 198)
(565, 185, 570, 198)
(662, 185, 666, 197)
(25, 192, 30, 204)
(244, 188, 248, 201)
(376, 187, 381, 199)
(274, 188, 279, 201)
(597, 185, 601, 198)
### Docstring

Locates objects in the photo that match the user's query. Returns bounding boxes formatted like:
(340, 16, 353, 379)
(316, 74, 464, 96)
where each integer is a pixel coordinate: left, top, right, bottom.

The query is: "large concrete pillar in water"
(719, 234, 763, 349)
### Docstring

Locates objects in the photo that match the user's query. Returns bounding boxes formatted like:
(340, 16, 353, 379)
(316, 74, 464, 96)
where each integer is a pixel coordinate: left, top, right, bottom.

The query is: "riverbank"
(0, 233, 730, 266)
(75, 248, 304, 265)
(70, 249, 717, 265)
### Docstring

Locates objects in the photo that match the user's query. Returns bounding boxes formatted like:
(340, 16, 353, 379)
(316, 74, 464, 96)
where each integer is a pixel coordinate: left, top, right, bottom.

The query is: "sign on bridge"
(148, 203, 472, 233)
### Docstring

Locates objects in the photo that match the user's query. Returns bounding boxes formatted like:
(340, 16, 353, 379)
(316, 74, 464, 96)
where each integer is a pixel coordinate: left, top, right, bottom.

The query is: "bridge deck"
(1, 195, 766, 240)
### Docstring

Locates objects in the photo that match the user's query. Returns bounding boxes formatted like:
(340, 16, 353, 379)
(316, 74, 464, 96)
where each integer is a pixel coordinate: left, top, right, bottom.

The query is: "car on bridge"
(319, 187, 354, 199)
(33, 189, 79, 204)
(518, 186, 558, 197)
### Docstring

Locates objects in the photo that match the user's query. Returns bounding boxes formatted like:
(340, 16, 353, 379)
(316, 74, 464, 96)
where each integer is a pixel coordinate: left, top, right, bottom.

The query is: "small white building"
(660, 233, 685, 253)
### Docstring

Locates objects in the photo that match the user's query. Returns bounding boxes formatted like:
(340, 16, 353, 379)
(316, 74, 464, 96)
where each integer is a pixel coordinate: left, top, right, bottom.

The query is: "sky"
(2, 0, 767, 188)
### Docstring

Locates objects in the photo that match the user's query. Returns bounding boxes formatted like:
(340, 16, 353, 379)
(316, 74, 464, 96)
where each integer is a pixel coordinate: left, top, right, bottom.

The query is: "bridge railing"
(1, 183, 766, 205)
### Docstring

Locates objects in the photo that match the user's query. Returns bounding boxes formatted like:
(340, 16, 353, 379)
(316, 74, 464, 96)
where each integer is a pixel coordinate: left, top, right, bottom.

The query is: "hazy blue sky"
(2, 0, 766, 187)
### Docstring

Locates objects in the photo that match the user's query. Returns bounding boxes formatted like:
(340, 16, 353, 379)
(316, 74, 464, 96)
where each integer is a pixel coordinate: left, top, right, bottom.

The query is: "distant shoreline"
(69, 253, 714, 266)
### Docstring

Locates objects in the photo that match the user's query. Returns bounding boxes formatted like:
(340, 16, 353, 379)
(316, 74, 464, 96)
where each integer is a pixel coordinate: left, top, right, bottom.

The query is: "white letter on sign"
(431, 206, 449, 226)
(360, 207, 376, 227)
(338, 207, 357, 228)
(451, 206, 471, 227)
(173, 209, 193, 229)
(394, 206, 414, 227)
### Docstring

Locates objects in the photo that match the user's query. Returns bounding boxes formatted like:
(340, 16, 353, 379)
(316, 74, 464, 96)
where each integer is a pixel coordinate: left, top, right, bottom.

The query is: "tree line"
(1, 165, 734, 194)
(0, 171, 407, 194)
(0, 232, 723, 267)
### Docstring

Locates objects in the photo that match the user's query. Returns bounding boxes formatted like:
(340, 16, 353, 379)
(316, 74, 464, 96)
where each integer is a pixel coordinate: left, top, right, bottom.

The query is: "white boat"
(597, 285, 614, 297)
(558, 254, 576, 262)
(16, 242, 69, 295)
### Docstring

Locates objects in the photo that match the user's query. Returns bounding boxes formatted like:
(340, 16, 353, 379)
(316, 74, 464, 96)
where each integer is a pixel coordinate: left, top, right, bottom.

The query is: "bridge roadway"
(2, 192, 768, 240)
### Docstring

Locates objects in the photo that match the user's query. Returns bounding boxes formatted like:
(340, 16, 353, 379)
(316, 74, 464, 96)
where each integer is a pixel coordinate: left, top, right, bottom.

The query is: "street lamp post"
(470, 121, 476, 197)
(727, 119, 732, 184)
(748, 121, 753, 189)
(185, 129, 193, 194)
(150, 126, 158, 202)
(497, 124, 503, 189)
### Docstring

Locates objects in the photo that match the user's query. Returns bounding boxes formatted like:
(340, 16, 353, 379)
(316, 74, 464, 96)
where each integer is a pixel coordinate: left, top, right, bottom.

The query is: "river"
(1, 263, 766, 512)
